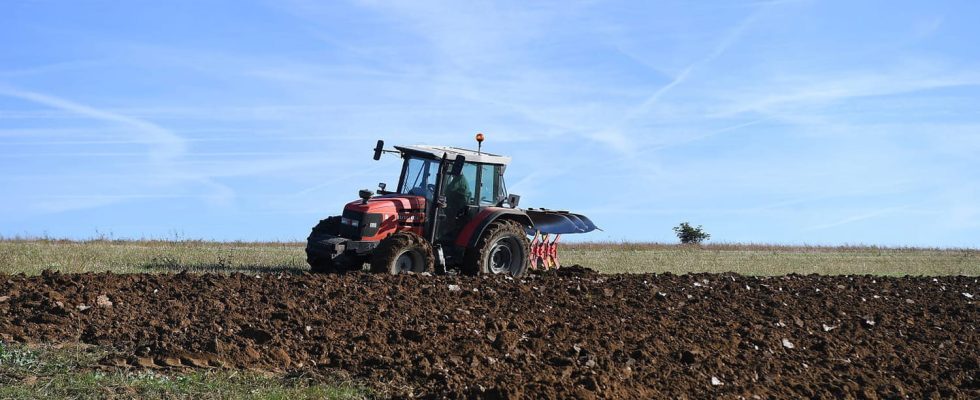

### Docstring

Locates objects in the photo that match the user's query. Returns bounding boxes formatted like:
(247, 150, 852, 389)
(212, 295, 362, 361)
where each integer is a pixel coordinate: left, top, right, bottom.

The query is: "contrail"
(593, 8, 764, 155)
(0, 84, 235, 211)
(0, 84, 186, 163)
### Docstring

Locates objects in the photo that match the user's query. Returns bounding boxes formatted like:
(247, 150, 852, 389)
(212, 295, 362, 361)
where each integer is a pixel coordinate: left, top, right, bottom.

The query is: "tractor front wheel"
(463, 220, 530, 277)
(307, 216, 346, 273)
(370, 232, 434, 274)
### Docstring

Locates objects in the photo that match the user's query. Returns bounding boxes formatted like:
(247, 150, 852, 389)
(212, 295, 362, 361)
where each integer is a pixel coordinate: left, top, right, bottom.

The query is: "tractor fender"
(455, 207, 534, 249)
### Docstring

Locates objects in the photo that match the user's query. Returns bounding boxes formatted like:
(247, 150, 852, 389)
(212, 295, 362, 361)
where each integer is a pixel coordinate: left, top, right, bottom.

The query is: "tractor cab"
(392, 146, 510, 201)
(390, 145, 512, 241)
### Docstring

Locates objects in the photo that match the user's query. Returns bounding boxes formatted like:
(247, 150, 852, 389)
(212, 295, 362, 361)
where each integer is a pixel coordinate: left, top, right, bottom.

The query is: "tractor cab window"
(478, 164, 500, 205)
(399, 157, 440, 200)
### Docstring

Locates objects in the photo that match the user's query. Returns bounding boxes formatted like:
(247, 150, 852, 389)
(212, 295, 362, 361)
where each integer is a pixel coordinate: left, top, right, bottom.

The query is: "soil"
(0, 268, 976, 399)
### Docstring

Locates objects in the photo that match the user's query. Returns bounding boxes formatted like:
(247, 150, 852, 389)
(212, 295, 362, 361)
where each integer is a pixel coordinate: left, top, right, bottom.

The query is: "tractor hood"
(340, 194, 427, 241)
(344, 194, 426, 216)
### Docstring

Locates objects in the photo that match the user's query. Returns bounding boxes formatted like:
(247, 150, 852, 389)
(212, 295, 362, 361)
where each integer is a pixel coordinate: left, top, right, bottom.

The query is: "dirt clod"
(96, 294, 113, 308)
(134, 357, 155, 368)
(239, 327, 273, 344)
(680, 349, 702, 364)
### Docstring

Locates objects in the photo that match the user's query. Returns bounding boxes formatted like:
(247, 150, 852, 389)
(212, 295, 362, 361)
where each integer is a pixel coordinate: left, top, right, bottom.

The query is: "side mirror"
(449, 155, 465, 176)
(507, 194, 521, 209)
(373, 139, 384, 160)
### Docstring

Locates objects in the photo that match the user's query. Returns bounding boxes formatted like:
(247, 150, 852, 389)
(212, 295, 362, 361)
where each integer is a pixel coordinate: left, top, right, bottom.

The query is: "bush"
(673, 222, 710, 244)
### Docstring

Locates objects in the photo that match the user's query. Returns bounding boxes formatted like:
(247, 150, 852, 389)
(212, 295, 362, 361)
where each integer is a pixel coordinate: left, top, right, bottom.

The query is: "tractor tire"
(462, 220, 531, 277)
(370, 232, 434, 274)
(306, 217, 359, 273)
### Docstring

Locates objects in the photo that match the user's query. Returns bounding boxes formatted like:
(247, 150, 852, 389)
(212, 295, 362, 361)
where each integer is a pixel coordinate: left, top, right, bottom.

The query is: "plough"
(525, 209, 599, 270)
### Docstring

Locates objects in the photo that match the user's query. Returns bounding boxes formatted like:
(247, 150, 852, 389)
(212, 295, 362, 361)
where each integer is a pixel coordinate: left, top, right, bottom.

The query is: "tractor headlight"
(341, 217, 359, 227)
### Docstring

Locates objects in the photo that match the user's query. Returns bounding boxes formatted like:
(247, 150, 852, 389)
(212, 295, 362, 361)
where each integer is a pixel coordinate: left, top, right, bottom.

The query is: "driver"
(443, 173, 471, 234)
(446, 174, 470, 206)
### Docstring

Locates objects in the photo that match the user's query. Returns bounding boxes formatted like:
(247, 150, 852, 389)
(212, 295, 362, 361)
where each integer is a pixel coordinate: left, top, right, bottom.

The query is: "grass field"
(0, 238, 977, 276)
(0, 343, 369, 400)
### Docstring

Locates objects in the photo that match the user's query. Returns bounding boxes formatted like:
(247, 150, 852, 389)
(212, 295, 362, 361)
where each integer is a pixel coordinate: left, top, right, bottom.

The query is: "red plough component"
(524, 209, 597, 270)
(529, 231, 561, 270)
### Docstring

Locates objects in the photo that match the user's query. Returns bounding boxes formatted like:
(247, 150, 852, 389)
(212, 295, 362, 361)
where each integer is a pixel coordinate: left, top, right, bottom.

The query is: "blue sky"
(2, 0, 978, 246)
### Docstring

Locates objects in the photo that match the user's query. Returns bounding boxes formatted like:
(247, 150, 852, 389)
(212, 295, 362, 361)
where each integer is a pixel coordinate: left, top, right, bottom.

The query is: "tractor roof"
(394, 145, 511, 166)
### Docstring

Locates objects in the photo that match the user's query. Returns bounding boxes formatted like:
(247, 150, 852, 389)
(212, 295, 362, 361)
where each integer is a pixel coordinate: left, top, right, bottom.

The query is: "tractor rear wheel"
(463, 220, 530, 277)
(370, 232, 434, 274)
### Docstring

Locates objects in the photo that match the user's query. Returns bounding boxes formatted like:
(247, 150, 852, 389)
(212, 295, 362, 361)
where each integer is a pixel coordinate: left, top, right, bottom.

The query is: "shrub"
(673, 222, 710, 244)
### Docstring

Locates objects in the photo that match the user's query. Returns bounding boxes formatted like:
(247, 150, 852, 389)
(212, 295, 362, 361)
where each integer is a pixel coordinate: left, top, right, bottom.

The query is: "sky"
(1, 0, 979, 247)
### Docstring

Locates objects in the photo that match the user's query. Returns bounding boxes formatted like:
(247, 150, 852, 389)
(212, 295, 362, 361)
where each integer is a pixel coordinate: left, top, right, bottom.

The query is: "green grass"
(0, 238, 977, 276)
(0, 342, 369, 400)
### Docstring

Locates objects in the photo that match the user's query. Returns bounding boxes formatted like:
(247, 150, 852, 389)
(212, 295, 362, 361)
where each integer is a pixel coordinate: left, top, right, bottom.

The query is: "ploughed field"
(0, 269, 976, 399)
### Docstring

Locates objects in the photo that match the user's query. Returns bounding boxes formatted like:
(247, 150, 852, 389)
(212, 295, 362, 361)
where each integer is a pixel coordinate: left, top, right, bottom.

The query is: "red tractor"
(306, 136, 597, 277)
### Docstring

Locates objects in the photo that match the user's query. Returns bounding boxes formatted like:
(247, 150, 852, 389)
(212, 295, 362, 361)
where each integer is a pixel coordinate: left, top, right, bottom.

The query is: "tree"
(673, 222, 710, 244)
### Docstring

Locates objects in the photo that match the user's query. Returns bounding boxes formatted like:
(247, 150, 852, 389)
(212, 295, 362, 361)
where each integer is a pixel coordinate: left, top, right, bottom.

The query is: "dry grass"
(0, 239, 977, 276)
(561, 242, 980, 276)
(0, 239, 305, 275)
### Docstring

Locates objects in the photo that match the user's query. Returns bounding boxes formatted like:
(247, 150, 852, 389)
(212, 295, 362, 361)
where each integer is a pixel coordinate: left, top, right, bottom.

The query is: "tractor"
(305, 135, 597, 277)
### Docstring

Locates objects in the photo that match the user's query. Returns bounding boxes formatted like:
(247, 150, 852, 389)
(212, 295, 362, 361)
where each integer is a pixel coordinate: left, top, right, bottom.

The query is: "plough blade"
(525, 209, 599, 235)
